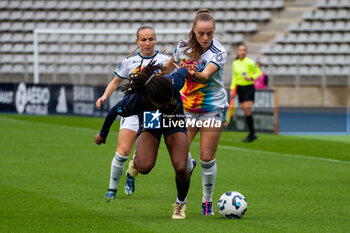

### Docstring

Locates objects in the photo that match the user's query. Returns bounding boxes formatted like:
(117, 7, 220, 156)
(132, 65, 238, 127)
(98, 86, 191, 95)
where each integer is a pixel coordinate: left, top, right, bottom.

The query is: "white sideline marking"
(191, 142, 350, 166)
(0, 115, 117, 135)
(1, 116, 349, 165)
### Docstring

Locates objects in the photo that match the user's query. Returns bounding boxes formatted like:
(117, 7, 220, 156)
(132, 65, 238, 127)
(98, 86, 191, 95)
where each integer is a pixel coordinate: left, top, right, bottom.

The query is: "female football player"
(160, 9, 228, 215)
(94, 61, 196, 219)
(96, 26, 171, 200)
(230, 43, 262, 142)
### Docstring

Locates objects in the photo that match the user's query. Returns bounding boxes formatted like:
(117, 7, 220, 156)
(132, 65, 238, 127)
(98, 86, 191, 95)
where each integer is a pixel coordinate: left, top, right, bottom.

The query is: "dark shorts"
(137, 126, 187, 142)
(237, 84, 255, 103)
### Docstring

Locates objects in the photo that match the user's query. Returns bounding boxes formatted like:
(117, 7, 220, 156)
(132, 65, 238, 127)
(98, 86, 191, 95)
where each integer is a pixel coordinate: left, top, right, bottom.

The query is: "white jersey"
(174, 38, 227, 113)
(114, 50, 170, 80)
(113, 50, 170, 132)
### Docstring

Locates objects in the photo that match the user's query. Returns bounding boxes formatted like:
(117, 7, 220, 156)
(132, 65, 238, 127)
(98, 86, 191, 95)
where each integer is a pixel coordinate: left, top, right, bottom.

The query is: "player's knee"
(200, 153, 215, 162)
(136, 162, 154, 174)
(116, 147, 131, 157)
(174, 163, 188, 182)
(174, 161, 187, 175)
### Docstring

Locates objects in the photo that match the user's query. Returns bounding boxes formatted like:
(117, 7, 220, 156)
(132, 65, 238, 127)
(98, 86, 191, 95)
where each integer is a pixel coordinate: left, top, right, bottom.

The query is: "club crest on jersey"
(216, 53, 224, 62)
(199, 60, 207, 72)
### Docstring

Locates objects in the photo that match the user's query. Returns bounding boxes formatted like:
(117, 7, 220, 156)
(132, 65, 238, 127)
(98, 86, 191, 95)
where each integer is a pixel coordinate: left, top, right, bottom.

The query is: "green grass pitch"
(0, 114, 349, 233)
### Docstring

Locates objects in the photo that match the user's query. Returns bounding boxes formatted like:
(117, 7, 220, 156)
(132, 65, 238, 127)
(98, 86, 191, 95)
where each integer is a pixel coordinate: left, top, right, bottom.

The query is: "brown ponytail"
(183, 9, 215, 61)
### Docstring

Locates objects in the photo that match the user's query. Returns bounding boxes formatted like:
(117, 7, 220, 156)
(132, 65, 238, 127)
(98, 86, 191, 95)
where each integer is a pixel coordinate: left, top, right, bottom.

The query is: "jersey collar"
(138, 50, 158, 59)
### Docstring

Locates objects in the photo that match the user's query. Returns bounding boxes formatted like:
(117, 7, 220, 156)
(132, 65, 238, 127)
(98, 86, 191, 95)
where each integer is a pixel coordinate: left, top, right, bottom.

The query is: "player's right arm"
(95, 93, 140, 145)
(96, 57, 130, 109)
(163, 42, 183, 74)
(162, 56, 177, 75)
(96, 76, 123, 109)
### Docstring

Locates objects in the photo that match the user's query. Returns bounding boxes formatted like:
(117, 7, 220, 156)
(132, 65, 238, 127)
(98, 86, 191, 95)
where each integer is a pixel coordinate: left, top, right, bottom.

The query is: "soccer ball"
(217, 191, 247, 219)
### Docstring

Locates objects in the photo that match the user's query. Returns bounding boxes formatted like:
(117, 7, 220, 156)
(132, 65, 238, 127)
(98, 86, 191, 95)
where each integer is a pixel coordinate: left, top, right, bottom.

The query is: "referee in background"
(230, 43, 262, 142)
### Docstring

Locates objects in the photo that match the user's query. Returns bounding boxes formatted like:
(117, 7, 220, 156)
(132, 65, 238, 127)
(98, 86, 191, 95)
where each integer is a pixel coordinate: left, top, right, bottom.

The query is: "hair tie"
(145, 74, 156, 86)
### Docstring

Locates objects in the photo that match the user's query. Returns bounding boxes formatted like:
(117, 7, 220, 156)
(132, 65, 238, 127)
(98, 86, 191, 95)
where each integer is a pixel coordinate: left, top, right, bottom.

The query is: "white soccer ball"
(217, 191, 248, 219)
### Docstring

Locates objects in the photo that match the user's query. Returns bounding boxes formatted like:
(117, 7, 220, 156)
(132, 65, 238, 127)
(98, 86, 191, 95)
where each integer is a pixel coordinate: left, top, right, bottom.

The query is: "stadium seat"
(339, 0, 350, 8)
(259, 11, 271, 21)
(190, 1, 203, 10)
(325, 0, 339, 8)
(24, 43, 33, 53)
(261, 0, 273, 9)
(311, 21, 322, 31)
(326, 66, 343, 75)
(45, 1, 57, 9)
(1, 33, 12, 43)
(34, 11, 46, 21)
(12, 33, 23, 43)
(328, 44, 339, 54)
(334, 21, 346, 31)
(284, 44, 294, 54)
(274, 34, 285, 43)
(249, 0, 261, 10)
(319, 33, 331, 43)
(11, 22, 24, 31)
(2, 54, 12, 63)
(81, 1, 94, 10)
(286, 33, 297, 43)
(313, 10, 325, 20)
(274, 0, 285, 9)
(237, 1, 250, 10)
(22, 11, 36, 21)
(236, 11, 248, 21)
(316, 0, 327, 8)
(248, 11, 259, 21)
(105, 1, 118, 9)
(295, 44, 306, 54)
(316, 44, 328, 54)
(324, 10, 337, 20)
(302, 11, 313, 20)
(57, 1, 70, 9)
(8, 1, 21, 9)
(1, 44, 12, 52)
(298, 33, 309, 43)
(0, 11, 11, 21)
(339, 44, 350, 54)
(333, 33, 343, 43)
(232, 33, 244, 43)
(0, 1, 7, 8)
(246, 22, 258, 32)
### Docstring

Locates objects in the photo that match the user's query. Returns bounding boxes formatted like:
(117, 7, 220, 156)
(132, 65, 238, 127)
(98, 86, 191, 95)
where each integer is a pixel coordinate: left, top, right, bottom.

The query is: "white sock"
(186, 152, 193, 172)
(200, 159, 217, 203)
(109, 152, 128, 190)
(176, 197, 187, 205)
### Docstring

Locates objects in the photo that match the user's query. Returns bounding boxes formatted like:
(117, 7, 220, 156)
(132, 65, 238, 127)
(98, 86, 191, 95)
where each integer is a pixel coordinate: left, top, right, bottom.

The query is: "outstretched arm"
(162, 56, 177, 75)
(96, 76, 123, 109)
(94, 101, 124, 145)
(191, 62, 219, 83)
(94, 93, 140, 145)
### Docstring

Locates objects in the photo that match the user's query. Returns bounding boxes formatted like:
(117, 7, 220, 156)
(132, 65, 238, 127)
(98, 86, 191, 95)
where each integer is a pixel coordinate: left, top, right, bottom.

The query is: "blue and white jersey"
(114, 50, 170, 79)
(173, 39, 228, 113)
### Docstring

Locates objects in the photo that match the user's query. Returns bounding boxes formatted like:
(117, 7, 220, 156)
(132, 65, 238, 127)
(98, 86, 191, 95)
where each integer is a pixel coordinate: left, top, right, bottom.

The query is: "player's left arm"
(250, 61, 263, 80)
(191, 63, 218, 83)
(166, 66, 189, 91)
(192, 51, 227, 83)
